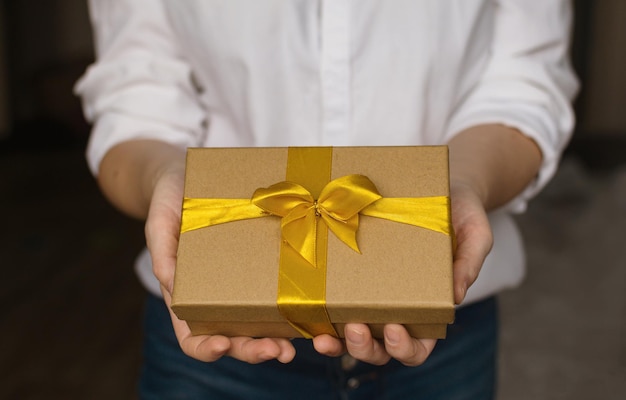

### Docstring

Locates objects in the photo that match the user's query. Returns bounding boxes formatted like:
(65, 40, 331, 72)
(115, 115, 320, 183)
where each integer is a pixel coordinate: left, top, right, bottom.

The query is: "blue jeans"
(139, 295, 498, 400)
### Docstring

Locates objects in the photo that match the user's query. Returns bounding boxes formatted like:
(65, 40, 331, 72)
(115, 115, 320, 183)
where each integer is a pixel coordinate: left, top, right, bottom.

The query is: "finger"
(313, 334, 346, 357)
(453, 224, 492, 304)
(162, 288, 232, 362)
(450, 195, 492, 304)
(275, 339, 297, 364)
(344, 324, 390, 365)
(145, 207, 181, 295)
(145, 174, 184, 295)
(169, 313, 231, 362)
(383, 324, 437, 367)
(180, 335, 232, 363)
(228, 337, 292, 364)
(163, 288, 295, 364)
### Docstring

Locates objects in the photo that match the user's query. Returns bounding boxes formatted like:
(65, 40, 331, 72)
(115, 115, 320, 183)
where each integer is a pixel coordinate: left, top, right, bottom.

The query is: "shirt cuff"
(75, 58, 206, 175)
(445, 99, 574, 213)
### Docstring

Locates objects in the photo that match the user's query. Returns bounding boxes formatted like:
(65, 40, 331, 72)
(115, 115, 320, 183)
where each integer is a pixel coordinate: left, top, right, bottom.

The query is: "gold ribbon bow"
(251, 174, 382, 267)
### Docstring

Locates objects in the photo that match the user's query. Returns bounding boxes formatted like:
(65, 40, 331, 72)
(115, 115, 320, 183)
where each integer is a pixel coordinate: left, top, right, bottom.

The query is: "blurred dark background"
(0, 1, 624, 399)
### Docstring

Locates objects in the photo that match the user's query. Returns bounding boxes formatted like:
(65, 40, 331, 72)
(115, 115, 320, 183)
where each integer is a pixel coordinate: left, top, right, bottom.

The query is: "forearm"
(97, 140, 186, 219)
(448, 124, 542, 211)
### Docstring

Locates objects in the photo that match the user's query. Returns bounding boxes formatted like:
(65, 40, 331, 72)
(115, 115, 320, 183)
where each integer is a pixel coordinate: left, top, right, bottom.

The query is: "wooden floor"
(1, 141, 625, 399)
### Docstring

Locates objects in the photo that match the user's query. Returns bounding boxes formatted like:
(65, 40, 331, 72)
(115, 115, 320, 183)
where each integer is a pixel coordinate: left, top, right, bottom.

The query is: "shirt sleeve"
(74, 0, 206, 176)
(444, 0, 579, 213)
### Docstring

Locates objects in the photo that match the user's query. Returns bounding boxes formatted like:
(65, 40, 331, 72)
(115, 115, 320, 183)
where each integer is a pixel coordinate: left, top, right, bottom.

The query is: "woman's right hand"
(100, 140, 296, 364)
(146, 163, 297, 364)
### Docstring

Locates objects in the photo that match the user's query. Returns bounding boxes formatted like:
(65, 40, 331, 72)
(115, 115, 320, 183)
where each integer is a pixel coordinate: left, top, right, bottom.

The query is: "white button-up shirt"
(76, 0, 578, 304)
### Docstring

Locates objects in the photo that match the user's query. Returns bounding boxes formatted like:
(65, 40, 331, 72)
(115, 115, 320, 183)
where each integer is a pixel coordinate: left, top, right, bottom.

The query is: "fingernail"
(259, 351, 276, 361)
(385, 329, 400, 346)
(462, 282, 469, 298)
(456, 283, 467, 304)
(347, 327, 365, 345)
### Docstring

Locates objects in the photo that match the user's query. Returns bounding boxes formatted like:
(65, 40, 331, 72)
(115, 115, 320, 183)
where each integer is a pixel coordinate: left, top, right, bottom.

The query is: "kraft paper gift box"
(171, 146, 455, 339)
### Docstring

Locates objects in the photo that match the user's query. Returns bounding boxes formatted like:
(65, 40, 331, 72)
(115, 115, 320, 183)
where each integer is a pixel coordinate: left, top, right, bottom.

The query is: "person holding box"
(76, 1, 577, 399)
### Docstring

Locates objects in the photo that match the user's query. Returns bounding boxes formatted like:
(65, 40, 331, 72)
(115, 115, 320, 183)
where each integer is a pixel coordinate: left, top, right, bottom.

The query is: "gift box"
(171, 146, 455, 339)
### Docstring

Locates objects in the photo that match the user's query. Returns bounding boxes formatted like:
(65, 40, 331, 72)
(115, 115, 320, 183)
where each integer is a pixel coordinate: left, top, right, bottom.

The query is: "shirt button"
(341, 354, 358, 371)
(346, 377, 360, 390)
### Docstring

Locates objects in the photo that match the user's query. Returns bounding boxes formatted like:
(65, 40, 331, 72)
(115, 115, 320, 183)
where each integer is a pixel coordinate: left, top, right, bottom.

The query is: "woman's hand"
(100, 140, 297, 364)
(312, 179, 493, 366)
(146, 166, 297, 364)
(315, 123, 541, 366)
(146, 150, 298, 364)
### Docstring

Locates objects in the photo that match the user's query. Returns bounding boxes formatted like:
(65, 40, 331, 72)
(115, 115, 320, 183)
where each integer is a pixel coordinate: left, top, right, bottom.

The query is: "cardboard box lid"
(172, 146, 455, 325)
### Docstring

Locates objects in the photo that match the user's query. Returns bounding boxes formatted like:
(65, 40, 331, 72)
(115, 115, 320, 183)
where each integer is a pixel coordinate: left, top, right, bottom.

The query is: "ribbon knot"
(313, 201, 321, 217)
(252, 175, 382, 268)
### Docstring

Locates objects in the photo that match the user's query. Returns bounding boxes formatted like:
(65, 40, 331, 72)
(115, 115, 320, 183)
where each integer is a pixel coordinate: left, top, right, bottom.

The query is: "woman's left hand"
(313, 178, 493, 366)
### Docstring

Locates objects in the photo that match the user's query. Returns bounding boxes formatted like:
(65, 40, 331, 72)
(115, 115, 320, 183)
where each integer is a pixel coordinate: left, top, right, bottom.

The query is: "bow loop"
(318, 175, 382, 221)
(317, 175, 382, 253)
(252, 181, 314, 217)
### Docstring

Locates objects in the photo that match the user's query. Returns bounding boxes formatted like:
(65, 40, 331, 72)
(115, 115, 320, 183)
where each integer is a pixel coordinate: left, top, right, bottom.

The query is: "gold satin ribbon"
(180, 178, 452, 246)
(180, 179, 452, 264)
(179, 148, 453, 338)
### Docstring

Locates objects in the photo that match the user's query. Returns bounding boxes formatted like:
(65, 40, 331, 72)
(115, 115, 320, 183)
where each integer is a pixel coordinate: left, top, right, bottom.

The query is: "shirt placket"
(320, 0, 351, 145)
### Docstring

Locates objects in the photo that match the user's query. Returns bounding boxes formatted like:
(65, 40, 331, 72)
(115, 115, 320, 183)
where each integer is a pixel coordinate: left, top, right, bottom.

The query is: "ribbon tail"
(181, 198, 267, 233)
(323, 213, 361, 254)
(361, 197, 453, 236)
(282, 206, 319, 267)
